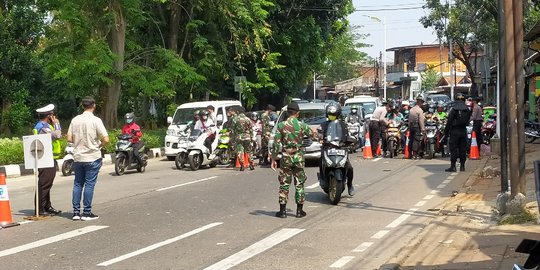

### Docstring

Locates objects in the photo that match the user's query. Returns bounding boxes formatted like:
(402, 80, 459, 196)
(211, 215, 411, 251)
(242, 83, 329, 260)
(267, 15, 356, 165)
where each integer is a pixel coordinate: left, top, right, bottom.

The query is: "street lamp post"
(364, 15, 386, 99)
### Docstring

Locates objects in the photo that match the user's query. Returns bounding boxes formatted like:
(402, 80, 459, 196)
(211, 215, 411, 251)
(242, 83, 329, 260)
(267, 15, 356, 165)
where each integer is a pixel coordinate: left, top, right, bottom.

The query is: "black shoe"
(47, 207, 62, 215)
(81, 212, 99, 221)
(249, 163, 255, 170)
(240, 165, 245, 171)
(296, 204, 306, 218)
(38, 211, 51, 216)
(72, 212, 81, 221)
(460, 165, 465, 172)
(275, 204, 287, 218)
(445, 167, 457, 172)
(348, 185, 356, 196)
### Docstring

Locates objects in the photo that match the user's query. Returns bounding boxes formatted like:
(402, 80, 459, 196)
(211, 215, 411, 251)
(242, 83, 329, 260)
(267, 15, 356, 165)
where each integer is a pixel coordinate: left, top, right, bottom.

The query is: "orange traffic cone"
(363, 132, 373, 159)
(243, 152, 249, 167)
(469, 131, 480, 160)
(0, 173, 19, 228)
(376, 142, 382, 156)
(403, 131, 410, 159)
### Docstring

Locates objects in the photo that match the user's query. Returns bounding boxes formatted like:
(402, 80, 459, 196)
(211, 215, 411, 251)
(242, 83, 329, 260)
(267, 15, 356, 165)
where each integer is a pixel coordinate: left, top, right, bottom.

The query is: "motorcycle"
(385, 120, 401, 158)
(214, 128, 232, 165)
(425, 119, 441, 159)
(400, 119, 409, 152)
(186, 127, 218, 171)
(482, 114, 497, 145)
(61, 143, 74, 176)
(317, 120, 354, 205)
(174, 128, 190, 170)
(114, 134, 148, 175)
(525, 120, 540, 143)
(347, 122, 360, 153)
(466, 120, 474, 154)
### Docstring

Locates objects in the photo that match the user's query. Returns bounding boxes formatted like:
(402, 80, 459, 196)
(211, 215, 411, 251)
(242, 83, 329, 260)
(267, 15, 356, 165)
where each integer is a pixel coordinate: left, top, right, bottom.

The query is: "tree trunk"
(179, 5, 194, 58)
(101, 0, 126, 129)
(168, 0, 181, 52)
(0, 99, 12, 136)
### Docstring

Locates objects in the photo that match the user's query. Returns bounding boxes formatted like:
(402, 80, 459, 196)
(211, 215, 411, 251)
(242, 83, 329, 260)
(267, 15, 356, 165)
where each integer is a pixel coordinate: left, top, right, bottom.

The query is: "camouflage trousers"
(236, 139, 253, 164)
(278, 165, 307, 205)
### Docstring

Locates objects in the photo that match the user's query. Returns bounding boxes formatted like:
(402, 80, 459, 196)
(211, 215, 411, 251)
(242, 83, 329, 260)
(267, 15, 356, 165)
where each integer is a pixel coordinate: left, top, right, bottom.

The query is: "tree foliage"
(421, 65, 441, 92)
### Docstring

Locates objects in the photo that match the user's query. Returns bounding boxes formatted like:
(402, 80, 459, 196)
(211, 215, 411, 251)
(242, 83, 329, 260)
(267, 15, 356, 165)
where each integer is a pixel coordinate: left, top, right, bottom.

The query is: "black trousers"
(473, 120, 483, 145)
(449, 129, 467, 166)
(35, 160, 58, 212)
(133, 142, 144, 165)
(409, 126, 422, 157)
(369, 121, 381, 154)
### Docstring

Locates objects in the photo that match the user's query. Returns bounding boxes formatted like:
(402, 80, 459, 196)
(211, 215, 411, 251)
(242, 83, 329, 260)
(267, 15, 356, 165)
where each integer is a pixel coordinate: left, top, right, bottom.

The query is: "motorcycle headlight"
(338, 153, 348, 167)
(324, 152, 333, 166)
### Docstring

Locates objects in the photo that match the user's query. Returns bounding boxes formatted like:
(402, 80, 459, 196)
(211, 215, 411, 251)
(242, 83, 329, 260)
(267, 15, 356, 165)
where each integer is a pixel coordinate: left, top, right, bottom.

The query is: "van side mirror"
(216, 114, 223, 123)
(167, 116, 173, 124)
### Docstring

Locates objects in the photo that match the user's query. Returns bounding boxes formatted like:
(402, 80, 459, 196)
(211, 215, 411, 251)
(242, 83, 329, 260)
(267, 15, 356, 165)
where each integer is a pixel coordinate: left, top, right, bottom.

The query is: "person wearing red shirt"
(121, 113, 144, 166)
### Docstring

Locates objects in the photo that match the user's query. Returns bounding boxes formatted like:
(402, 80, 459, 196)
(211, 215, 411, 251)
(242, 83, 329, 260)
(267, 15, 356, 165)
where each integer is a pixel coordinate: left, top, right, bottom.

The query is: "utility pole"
(449, 38, 455, 100)
(513, 0, 526, 194)
(383, 16, 387, 100)
(498, 0, 508, 192)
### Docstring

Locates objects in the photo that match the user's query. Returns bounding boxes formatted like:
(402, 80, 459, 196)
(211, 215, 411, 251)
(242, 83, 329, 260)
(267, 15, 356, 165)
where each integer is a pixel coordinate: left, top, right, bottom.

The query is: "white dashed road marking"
(0, 226, 108, 258)
(352, 242, 373, 253)
(330, 256, 355, 268)
(98, 222, 222, 266)
(204, 228, 304, 270)
(436, 184, 446, 189)
(415, 201, 427, 207)
(372, 157, 382, 162)
(371, 230, 390, 239)
(156, 176, 218, 191)
(386, 209, 418, 228)
(424, 195, 435, 200)
(442, 179, 452, 184)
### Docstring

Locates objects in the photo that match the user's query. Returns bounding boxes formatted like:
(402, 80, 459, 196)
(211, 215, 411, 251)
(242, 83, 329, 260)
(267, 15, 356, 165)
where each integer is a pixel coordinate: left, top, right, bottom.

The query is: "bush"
(0, 138, 24, 165)
(102, 129, 165, 154)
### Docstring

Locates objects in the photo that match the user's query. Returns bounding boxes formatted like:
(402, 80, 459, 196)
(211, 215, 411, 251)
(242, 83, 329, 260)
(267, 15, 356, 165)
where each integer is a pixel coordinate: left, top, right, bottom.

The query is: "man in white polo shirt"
(67, 97, 109, 221)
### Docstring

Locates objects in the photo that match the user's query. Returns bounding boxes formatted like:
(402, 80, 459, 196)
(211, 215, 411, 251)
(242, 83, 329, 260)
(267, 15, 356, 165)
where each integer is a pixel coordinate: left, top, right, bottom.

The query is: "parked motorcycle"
(317, 120, 354, 205)
(186, 127, 218, 171)
(61, 143, 74, 176)
(114, 134, 148, 175)
(215, 128, 232, 165)
(425, 119, 441, 159)
(482, 114, 497, 145)
(174, 129, 190, 170)
(347, 122, 360, 153)
(385, 120, 401, 158)
(525, 120, 540, 143)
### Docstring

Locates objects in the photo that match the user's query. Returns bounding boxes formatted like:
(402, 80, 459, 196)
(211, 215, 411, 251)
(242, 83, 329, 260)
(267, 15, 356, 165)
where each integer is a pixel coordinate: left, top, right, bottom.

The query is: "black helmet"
(455, 93, 466, 101)
(250, 111, 259, 121)
(351, 105, 358, 114)
(415, 94, 425, 103)
(428, 102, 436, 113)
(199, 110, 209, 120)
(125, 112, 135, 124)
(326, 102, 342, 120)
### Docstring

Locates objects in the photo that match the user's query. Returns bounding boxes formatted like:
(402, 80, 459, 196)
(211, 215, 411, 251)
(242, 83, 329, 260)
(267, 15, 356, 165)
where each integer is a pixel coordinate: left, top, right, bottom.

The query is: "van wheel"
(167, 156, 175, 161)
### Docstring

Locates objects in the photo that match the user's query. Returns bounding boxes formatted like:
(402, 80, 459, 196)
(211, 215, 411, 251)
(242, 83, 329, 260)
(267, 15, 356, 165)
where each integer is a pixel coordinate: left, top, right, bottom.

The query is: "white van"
(164, 100, 241, 160)
(344, 95, 382, 120)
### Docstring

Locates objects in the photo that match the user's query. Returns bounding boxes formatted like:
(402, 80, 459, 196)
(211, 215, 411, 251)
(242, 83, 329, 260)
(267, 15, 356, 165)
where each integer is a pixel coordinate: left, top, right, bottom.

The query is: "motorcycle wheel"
(219, 149, 231, 165)
(525, 129, 537, 143)
(189, 153, 202, 171)
(428, 143, 435, 159)
(115, 156, 126, 176)
(137, 154, 147, 173)
(328, 171, 343, 205)
(388, 141, 395, 158)
(175, 152, 186, 169)
(61, 160, 73, 176)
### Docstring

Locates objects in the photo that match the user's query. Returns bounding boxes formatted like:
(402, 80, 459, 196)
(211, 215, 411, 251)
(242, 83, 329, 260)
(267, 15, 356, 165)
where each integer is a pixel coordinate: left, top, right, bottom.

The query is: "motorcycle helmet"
(250, 111, 259, 121)
(415, 94, 425, 103)
(455, 93, 466, 101)
(437, 102, 445, 112)
(351, 105, 358, 114)
(199, 110, 209, 120)
(428, 102, 436, 113)
(326, 102, 342, 121)
(125, 112, 135, 124)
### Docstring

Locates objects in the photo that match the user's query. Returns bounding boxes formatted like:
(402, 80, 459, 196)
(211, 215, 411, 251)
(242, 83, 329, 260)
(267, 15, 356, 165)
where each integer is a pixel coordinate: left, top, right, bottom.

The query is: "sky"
(348, 0, 439, 62)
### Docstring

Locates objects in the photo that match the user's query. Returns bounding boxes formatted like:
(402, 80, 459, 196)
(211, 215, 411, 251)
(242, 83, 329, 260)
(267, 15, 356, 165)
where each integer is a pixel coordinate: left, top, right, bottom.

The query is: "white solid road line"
(18, 221, 33, 225)
(97, 222, 223, 266)
(330, 256, 355, 268)
(204, 228, 304, 270)
(386, 208, 418, 228)
(306, 182, 319, 189)
(0, 225, 108, 258)
(156, 176, 218, 191)
(371, 230, 390, 239)
(372, 157, 382, 162)
(352, 242, 373, 253)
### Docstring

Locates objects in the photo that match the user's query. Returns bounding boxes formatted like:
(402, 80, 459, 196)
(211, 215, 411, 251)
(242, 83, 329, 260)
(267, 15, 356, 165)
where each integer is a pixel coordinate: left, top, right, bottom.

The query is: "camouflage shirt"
(232, 113, 253, 141)
(261, 111, 272, 139)
(271, 116, 316, 161)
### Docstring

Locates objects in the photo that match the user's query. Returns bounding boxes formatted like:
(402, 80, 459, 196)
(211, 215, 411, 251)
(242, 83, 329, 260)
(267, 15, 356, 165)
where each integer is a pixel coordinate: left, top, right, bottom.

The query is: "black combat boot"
(460, 162, 465, 172)
(296, 204, 306, 218)
(249, 162, 255, 170)
(445, 163, 457, 172)
(240, 164, 245, 171)
(275, 204, 287, 218)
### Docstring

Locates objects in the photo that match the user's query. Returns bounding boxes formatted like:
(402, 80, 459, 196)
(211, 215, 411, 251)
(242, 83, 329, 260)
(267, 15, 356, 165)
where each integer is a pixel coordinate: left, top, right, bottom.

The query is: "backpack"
(452, 109, 471, 127)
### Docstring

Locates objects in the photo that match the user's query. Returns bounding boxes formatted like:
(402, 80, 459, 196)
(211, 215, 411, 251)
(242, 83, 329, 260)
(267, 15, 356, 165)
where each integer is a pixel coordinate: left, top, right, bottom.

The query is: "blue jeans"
(72, 159, 102, 214)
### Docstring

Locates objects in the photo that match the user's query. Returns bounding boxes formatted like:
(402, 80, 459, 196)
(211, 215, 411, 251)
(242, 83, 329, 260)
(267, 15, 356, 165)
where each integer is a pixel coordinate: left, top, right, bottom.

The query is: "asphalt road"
(0, 154, 480, 270)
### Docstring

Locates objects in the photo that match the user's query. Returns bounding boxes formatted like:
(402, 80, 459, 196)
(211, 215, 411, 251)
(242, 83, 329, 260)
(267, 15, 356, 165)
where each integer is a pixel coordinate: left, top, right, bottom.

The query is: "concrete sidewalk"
(380, 143, 540, 270)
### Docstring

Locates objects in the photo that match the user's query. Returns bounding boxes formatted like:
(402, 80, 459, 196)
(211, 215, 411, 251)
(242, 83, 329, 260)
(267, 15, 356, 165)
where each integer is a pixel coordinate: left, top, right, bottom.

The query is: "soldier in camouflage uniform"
(260, 105, 275, 165)
(233, 106, 254, 171)
(271, 102, 317, 218)
(223, 106, 237, 167)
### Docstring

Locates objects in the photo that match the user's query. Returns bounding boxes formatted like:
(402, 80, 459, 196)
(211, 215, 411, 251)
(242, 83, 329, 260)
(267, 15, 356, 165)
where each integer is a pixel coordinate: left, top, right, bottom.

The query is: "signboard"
(315, 80, 323, 90)
(234, 76, 246, 93)
(23, 134, 54, 170)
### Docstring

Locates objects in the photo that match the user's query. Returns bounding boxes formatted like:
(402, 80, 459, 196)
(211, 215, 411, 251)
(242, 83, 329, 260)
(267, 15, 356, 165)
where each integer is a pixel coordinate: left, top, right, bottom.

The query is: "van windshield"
(347, 102, 376, 114)
(277, 109, 327, 126)
(172, 107, 206, 125)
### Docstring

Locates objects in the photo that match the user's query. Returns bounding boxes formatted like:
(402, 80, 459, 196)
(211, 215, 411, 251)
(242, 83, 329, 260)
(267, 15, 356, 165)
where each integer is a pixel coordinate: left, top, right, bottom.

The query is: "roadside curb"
(378, 157, 490, 270)
(0, 147, 164, 178)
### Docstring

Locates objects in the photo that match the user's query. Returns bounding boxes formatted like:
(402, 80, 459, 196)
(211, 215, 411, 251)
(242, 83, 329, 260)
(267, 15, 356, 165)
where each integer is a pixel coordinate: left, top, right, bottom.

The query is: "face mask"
(202, 116, 207, 120)
(351, 109, 357, 114)
(328, 115, 337, 121)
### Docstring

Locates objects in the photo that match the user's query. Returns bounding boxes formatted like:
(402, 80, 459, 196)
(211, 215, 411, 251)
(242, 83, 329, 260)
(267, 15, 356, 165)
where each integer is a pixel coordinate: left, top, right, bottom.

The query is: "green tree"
(421, 66, 441, 92)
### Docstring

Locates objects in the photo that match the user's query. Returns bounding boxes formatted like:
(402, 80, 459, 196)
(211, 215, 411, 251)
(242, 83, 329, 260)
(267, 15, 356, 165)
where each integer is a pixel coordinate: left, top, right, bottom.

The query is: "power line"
(355, 3, 424, 8)
(293, 6, 424, 12)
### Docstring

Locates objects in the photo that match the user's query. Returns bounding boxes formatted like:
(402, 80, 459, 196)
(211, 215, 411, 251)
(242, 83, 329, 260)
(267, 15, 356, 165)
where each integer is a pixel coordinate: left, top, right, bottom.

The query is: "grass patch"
(498, 209, 538, 225)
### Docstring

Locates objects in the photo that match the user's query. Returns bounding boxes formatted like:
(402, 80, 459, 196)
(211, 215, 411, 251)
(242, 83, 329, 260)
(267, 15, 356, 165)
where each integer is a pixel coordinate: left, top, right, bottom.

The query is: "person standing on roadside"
(444, 93, 471, 172)
(67, 97, 109, 221)
(33, 104, 63, 216)
(408, 95, 426, 159)
(470, 97, 484, 145)
(232, 106, 254, 171)
(271, 102, 318, 218)
(369, 101, 390, 157)
(260, 104, 275, 166)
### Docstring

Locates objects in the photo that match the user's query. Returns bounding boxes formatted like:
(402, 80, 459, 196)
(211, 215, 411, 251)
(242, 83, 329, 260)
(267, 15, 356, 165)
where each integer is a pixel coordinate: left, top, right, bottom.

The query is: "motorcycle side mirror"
(167, 116, 173, 124)
(216, 114, 223, 123)
(346, 136, 356, 144)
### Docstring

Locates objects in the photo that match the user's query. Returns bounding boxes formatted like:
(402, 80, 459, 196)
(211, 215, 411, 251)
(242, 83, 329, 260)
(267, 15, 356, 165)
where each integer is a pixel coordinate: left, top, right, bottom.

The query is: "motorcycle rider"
(260, 105, 276, 165)
(444, 93, 472, 172)
(194, 110, 216, 153)
(434, 102, 448, 122)
(400, 100, 410, 119)
(345, 105, 361, 124)
(320, 102, 355, 196)
(470, 97, 484, 146)
(408, 95, 426, 159)
(369, 100, 390, 157)
(250, 111, 262, 158)
(121, 113, 144, 166)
